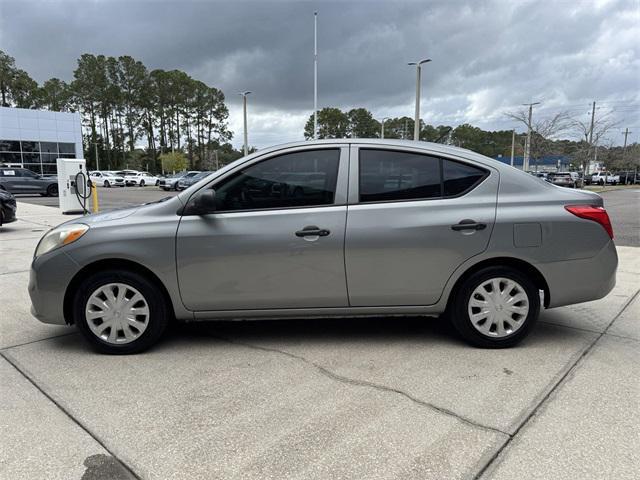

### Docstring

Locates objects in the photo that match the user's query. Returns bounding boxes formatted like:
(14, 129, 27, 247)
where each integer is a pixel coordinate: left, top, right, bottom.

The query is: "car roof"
(245, 138, 509, 167)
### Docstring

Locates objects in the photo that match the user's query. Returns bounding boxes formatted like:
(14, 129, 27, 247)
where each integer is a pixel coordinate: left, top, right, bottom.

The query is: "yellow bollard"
(91, 182, 99, 213)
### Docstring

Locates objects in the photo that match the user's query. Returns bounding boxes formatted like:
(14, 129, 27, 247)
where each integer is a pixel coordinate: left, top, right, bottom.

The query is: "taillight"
(565, 205, 614, 239)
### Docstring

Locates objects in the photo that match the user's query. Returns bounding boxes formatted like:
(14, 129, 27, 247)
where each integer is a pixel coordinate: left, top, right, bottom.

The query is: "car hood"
(83, 206, 140, 224)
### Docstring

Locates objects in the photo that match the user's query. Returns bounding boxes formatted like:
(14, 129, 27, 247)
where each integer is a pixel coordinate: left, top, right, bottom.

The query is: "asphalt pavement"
(1, 202, 638, 479)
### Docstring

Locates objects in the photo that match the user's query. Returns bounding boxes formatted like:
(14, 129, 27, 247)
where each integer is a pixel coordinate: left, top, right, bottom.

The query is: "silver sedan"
(29, 140, 617, 354)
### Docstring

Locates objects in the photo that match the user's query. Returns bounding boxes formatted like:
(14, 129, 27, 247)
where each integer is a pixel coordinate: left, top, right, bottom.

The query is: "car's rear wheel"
(46, 184, 58, 197)
(104, 180, 111, 188)
(73, 270, 169, 354)
(450, 266, 540, 348)
(139, 180, 145, 187)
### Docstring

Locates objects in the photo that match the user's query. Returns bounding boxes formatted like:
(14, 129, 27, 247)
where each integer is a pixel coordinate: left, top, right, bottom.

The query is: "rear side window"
(442, 160, 487, 197)
(359, 149, 487, 202)
(359, 149, 441, 202)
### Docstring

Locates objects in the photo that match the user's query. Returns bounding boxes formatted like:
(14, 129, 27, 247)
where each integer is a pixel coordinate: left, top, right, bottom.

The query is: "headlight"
(35, 224, 89, 258)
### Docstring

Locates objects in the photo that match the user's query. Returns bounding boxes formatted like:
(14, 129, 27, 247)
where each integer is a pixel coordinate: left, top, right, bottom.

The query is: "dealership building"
(0, 106, 83, 175)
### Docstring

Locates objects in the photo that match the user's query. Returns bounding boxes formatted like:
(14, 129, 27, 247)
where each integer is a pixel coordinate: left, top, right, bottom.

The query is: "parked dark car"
(0, 189, 17, 225)
(0, 168, 59, 196)
(615, 171, 638, 185)
(159, 171, 200, 191)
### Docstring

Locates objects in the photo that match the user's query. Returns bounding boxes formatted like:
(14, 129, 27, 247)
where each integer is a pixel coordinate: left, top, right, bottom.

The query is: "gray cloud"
(1, 0, 638, 148)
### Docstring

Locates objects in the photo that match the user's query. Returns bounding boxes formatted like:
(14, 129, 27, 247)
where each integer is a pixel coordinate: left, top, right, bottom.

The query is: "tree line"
(1, 50, 244, 172)
(304, 107, 637, 171)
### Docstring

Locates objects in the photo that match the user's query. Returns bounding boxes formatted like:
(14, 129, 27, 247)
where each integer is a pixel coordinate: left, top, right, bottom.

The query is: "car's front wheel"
(46, 184, 59, 197)
(139, 180, 145, 187)
(73, 270, 169, 354)
(450, 266, 540, 348)
(104, 180, 111, 188)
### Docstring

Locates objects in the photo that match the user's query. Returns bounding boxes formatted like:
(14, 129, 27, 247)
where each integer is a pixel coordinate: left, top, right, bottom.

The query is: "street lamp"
(408, 58, 431, 141)
(380, 117, 390, 139)
(238, 91, 251, 156)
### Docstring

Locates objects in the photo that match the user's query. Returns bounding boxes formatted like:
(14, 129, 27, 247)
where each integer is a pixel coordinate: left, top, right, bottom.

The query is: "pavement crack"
(0, 352, 142, 480)
(0, 331, 78, 351)
(209, 334, 510, 437)
(0, 269, 30, 276)
(472, 287, 640, 479)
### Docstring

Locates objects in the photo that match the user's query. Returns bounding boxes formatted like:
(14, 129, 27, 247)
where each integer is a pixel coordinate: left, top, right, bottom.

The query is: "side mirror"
(185, 189, 216, 215)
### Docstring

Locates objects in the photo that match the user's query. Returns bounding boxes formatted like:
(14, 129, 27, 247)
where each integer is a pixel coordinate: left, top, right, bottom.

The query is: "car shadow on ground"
(45, 314, 588, 354)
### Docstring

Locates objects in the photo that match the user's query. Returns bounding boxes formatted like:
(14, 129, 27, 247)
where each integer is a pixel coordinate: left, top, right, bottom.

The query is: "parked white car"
(124, 171, 159, 187)
(89, 171, 125, 188)
(591, 171, 619, 186)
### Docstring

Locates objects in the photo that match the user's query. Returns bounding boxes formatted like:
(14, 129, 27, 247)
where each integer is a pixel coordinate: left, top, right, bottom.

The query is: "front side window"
(213, 149, 340, 212)
(359, 149, 441, 202)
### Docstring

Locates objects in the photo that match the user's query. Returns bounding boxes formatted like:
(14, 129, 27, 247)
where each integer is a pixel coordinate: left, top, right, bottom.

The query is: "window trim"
(355, 147, 490, 205)
(191, 147, 348, 215)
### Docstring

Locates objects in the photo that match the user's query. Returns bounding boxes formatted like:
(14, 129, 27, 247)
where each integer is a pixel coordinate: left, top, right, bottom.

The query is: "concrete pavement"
(1, 202, 638, 479)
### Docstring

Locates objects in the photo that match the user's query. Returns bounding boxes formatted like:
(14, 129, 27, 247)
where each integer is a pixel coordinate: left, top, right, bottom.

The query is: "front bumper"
(28, 250, 80, 325)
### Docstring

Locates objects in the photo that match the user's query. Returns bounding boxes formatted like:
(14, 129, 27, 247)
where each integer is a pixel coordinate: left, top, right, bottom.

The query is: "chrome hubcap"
(85, 283, 150, 345)
(468, 277, 529, 338)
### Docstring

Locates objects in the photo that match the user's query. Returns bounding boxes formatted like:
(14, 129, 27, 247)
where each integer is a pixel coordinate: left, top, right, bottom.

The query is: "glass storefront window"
(58, 143, 75, 154)
(0, 152, 22, 163)
(1, 139, 78, 172)
(0, 140, 21, 152)
(22, 152, 41, 162)
(21, 141, 40, 152)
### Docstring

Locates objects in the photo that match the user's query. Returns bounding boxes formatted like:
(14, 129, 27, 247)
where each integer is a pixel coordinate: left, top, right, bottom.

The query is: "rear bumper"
(539, 240, 617, 308)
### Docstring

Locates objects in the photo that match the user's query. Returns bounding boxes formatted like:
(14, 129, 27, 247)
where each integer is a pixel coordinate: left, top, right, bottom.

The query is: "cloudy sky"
(1, 0, 639, 148)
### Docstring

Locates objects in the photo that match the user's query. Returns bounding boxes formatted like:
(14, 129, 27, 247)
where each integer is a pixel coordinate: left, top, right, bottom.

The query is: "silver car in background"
(29, 140, 617, 354)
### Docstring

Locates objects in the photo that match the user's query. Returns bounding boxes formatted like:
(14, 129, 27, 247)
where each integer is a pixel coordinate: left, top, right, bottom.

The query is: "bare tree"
(505, 109, 572, 169)
(571, 109, 620, 172)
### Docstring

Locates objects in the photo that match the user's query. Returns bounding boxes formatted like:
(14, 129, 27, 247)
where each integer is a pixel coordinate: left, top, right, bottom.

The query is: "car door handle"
(451, 220, 487, 231)
(295, 226, 331, 237)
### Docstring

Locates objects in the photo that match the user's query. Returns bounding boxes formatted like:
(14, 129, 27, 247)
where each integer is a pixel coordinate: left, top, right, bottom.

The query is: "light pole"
(239, 91, 251, 156)
(408, 58, 431, 141)
(313, 11, 318, 140)
(380, 117, 390, 139)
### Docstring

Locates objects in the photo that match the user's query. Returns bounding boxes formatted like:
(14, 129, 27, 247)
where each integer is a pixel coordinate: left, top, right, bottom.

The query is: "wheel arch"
(63, 258, 175, 325)
(446, 256, 550, 310)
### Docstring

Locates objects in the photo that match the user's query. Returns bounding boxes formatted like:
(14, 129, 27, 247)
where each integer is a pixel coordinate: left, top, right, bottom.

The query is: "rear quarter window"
(442, 160, 487, 197)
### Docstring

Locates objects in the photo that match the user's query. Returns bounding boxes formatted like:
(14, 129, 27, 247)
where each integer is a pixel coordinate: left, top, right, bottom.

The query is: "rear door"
(345, 145, 498, 306)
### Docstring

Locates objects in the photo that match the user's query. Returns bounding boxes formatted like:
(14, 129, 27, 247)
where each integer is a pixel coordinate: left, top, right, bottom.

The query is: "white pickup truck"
(590, 171, 619, 185)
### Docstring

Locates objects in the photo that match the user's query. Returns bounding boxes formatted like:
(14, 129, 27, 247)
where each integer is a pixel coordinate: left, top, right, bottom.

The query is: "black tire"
(155, 180, 160, 186)
(449, 266, 540, 348)
(104, 180, 111, 188)
(139, 180, 145, 187)
(73, 269, 170, 354)
(46, 184, 58, 197)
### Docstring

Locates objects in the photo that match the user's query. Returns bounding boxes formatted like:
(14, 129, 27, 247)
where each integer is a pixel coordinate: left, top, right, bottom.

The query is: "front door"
(345, 146, 498, 306)
(176, 146, 350, 311)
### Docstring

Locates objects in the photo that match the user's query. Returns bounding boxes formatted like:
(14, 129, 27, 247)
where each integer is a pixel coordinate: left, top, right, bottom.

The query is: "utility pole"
(313, 11, 318, 140)
(522, 101, 540, 171)
(94, 141, 99, 171)
(408, 58, 431, 141)
(239, 91, 251, 156)
(381, 117, 389, 139)
(510, 129, 515, 167)
(586, 100, 596, 173)
(622, 127, 631, 161)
